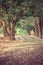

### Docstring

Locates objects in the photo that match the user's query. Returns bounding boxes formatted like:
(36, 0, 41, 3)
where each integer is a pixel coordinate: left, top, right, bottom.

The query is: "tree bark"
(35, 22, 39, 37)
(3, 13, 19, 40)
(35, 17, 43, 38)
(39, 18, 42, 38)
(10, 22, 16, 40)
(3, 22, 9, 37)
(10, 13, 19, 40)
(3, 21, 16, 40)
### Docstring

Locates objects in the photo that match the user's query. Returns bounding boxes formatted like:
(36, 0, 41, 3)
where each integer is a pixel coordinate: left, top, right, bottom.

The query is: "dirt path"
(0, 44, 43, 65)
(0, 35, 43, 65)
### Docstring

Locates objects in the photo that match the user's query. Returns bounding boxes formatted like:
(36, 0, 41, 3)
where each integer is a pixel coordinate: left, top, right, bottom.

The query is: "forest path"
(0, 35, 43, 54)
(0, 35, 43, 65)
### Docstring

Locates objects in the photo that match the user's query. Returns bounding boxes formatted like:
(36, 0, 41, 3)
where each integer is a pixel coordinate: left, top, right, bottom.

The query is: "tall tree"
(0, 0, 43, 39)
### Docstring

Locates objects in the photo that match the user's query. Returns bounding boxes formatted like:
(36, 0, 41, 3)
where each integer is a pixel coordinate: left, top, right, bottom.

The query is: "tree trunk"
(10, 22, 16, 40)
(27, 28, 30, 35)
(35, 22, 39, 37)
(3, 13, 19, 40)
(33, 27, 35, 35)
(3, 22, 9, 37)
(35, 17, 42, 38)
(3, 21, 16, 40)
(38, 18, 42, 38)
(10, 13, 19, 40)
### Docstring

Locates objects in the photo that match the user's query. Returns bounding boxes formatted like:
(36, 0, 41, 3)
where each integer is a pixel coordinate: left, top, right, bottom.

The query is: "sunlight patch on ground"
(0, 35, 43, 54)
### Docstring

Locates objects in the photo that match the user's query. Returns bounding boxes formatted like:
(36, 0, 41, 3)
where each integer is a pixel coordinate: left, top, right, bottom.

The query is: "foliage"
(0, 0, 43, 36)
(16, 28, 26, 35)
(16, 16, 35, 31)
(0, 0, 43, 20)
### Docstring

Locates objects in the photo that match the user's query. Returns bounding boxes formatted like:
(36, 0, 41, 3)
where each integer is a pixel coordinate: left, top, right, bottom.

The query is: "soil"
(0, 35, 43, 65)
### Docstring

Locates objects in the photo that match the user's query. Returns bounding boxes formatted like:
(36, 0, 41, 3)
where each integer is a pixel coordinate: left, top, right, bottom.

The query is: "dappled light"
(0, 0, 43, 65)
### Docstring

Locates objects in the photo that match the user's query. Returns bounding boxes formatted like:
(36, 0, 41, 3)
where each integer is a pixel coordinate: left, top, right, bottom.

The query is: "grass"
(16, 28, 26, 35)
(0, 27, 3, 36)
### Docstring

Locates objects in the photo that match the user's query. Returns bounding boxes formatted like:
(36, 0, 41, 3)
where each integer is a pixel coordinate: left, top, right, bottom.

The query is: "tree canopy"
(0, 0, 43, 39)
(0, 0, 43, 20)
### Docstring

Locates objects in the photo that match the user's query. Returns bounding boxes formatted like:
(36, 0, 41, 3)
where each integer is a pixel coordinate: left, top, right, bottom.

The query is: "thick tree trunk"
(3, 22, 9, 37)
(3, 21, 16, 40)
(10, 22, 16, 40)
(35, 22, 39, 37)
(10, 13, 19, 40)
(3, 13, 19, 40)
(35, 17, 43, 38)
(39, 18, 42, 38)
